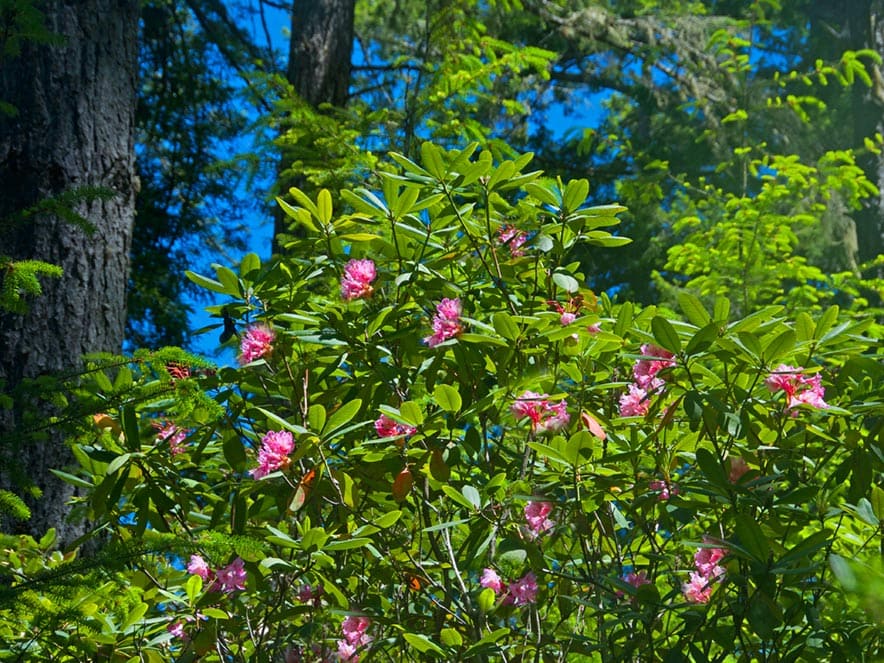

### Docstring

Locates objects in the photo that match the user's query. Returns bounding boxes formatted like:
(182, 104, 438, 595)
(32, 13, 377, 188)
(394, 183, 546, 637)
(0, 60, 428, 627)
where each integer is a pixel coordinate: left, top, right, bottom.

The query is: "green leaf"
(185, 270, 228, 295)
(814, 305, 840, 340)
(254, 407, 308, 435)
(106, 453, 131, 476)
(678, 292, 711, 327)
(552, 271, 580, 293)
(420, 142, 446, 179)
(240, 252, 260, 277)
(734, 513, 769, 563)
(121, 404, 140, 452)
(374, 510, 402, 528)
(492, 311, 519, 341)
(685, 323, 718, 355)
(276, 197, 319, 232)
(317, 189, 333, 224)
(213, 265, 240, 296)
(403, 632, 446, 656)
(651, 316, 681, 354)
(525, 181, 561, 208)
(462, 485, 481, 509)
(562, 178, 589, 212)
(185, 574, 202, 604)
(713, 297, 730, 323)
(795, 312, 815, 342)
(433, 384, 462, 413)
(440, 628, 463, 648)
(324, 537, 373, 552)
(763, 329, 796, 363)
(49, 469, 93, 489)
(442, 485, 476, 510)
(477, 587, 497, 612)
(223, 436, 247, 472)
(695, 448, 728, 489)
(398, 401, 424, 426)
(308, 404, 327, 433)
(527, 441, 572, 466)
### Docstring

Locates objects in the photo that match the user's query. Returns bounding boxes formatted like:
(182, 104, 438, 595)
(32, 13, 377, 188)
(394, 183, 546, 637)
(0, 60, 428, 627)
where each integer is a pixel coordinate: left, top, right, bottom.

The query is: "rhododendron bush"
(2, 143, 882, 661)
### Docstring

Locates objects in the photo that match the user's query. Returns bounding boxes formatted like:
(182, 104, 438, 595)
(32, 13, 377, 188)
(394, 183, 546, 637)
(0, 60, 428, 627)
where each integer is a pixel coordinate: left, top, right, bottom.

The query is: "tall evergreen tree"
(0, 0, 140, 545)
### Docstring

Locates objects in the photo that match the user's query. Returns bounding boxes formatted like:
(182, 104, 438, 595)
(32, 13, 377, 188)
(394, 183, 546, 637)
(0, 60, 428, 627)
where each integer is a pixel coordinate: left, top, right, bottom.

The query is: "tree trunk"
(0, 0, 139, 548)
(273, 0, 355, 247)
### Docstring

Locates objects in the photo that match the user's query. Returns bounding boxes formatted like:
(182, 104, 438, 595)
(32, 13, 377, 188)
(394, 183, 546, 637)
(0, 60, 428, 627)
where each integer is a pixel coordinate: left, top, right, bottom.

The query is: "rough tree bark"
(0, 0, 140, 547)
(273, 0, 355, 246)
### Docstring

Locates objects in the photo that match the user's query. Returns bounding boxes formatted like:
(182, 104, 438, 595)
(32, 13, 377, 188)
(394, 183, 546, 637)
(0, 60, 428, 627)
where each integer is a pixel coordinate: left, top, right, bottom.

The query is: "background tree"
(0, 0, 139, 546)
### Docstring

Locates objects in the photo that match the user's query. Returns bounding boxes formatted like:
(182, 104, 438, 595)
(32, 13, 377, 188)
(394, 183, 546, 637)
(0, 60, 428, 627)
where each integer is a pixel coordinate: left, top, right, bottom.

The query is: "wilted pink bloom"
(374, 414, 416, 439)
(524, 501, 555, 536)
(587, 322, 602, 334)
(480, 568, 504, 594)
(683, 571, 714, 604)
(508, 572, 539, 605)
(240, 324, 275, 364)
(633, 344, 676, 388)
(498, 224, 529, 257)
(560, 311, 577, 326)
(728, 457, 750, 483)
(187, 554, 212, 581)
(424, 297, 463, 347)
(511, 391, 570, 435)
(251, 430, 295, 479)
(341, 259, 376, 300)
(215, 557, 246, 593)
(649, 479, 679, 501)
(342, 616, 371, 645)
(154, 421, 189, 455)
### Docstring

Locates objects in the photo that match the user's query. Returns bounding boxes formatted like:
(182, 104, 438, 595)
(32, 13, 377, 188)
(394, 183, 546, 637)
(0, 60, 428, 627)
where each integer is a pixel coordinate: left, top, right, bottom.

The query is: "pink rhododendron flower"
(297, 583, 323, 604)
(683, 571, 714, 604)
(511, 391, 570, 434)
(624, 570, 650, 589)
(633, 344, 676, 388)
(619, 383, 650, 417)
(341, 616, 371, 644)
(560, 311, 577, 326)
(424, 297, 463, 347)
(251, 430, 295, 479)
(587, 322, 602, 334)
(153, 420, 188, 455)
(215, 557, 247, 593)
(167, 620, 187, 639)
(497, 224, 529, 257)
(694, 546, 727, 579)
(480, 568, 505, 594)
(337, 640, 359, 662)
(341, 259, 376, 300)
(374, 414, 416, 439)
(649, 479, 679, 501)
(508, 572, 539, 605)
(239, 324, 275, 364)
(187, 554, 212, 581)
(766, 364, 828, 412)
(524, 500, 555, 536)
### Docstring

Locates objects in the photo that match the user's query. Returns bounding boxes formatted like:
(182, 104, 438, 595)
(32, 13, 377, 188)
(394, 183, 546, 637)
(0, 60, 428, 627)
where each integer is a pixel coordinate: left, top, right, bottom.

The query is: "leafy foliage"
(3, 143, 881, 661)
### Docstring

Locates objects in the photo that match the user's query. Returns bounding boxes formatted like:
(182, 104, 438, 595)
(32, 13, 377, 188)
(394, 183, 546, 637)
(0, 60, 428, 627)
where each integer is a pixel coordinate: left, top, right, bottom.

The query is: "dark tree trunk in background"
(287, 0, 354, 108)
(0, 0, 139, 547)
(814, 0, 884, 268)
(273, 0, 355, 246)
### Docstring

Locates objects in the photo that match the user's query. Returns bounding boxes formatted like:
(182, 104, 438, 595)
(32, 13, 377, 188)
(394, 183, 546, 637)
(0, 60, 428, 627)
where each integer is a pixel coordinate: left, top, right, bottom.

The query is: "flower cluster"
(497, 224, 529, 257)
(511, 391, 570, 435)
(251, 430, 295, 479)
(765, 364, 828, 412)
(187, 555, 247, 594)
(153, 420, 189, 456)
(616, 569, 651, 599)
(341, 259, 376, 301)
(374, 414, 417, 439)
(648, 479, 679, 501)
(239, 324, 275, 365)
(337, 615, 372, 662)
(524, 500, 555, 537)
(682, 542, 727, 604)
(619, 344, 675, 417)
(480, 568, 539, 606)
(424, 297, 463, 347)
